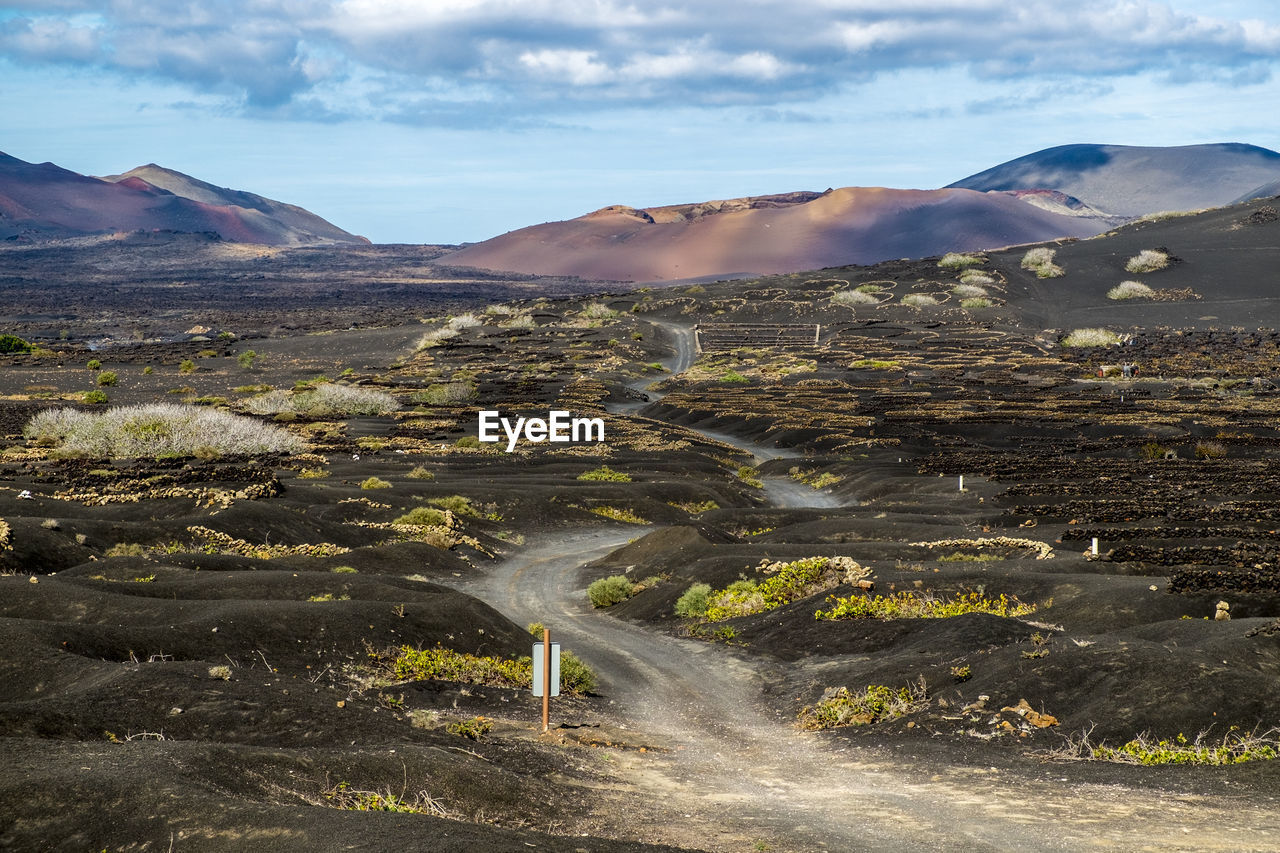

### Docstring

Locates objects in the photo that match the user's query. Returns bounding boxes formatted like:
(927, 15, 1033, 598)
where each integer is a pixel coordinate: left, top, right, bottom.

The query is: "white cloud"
(0, 0, 1277, 121)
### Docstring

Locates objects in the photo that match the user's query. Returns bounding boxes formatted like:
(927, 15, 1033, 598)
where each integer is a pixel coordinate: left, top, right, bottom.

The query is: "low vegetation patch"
(831, 289, 878, 307)
(394, 507, 450, 527)
(1108, 281, 1153, 300)
(1021, 247, 1065, 278)
(699, 556, 870, 622)
(587, 575, 637, 608)
(24, 403, 303, 458)
(360, 477, 392, 490)
(1124, 249, 1170, 274)
(900, 294, 938, 307)
(961, 297, 993, 309)
(371, 645, 595, 694)
(1052, 728, 1280, 766)
(411, 381, 477, 406)
(582, 505, 647, 524)
(245, 382, 399, 417)
(951, 283, 989, 299)
(798, 680, 929, 730)
(789, 467, 843, 489)
(674, 583, 711, 619)
(669, 499, 718, 514)
(577, 465, 631, 482)
(177, 525, 350, 560)
(815, 590, 1035, 621)
(938, 252, 984, 270)
(1061, 328, 1121, 348)
(322, 781, 451, 816)
(0, 334, 33, 354)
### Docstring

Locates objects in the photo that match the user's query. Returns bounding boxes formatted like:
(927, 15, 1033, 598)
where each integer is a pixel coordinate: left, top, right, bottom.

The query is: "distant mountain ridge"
(445, 186, 1109, 282)
(448, 141, 1280, 282)
(0, 152, 366, 246)
(947, 143, 1280, 217)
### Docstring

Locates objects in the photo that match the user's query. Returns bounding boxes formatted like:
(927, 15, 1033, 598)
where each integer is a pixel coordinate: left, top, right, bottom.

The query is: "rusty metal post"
(541, 627, 551, 733)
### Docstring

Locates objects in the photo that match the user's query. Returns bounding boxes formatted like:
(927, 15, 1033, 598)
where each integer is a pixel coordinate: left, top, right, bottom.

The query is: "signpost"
(532, 627, 560, 733)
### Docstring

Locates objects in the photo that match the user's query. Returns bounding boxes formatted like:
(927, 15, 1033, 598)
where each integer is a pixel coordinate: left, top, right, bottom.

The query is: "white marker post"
(959, 474, 965, 492)
(1091, 537, 1099, 557)
(532, 628, 560, 733)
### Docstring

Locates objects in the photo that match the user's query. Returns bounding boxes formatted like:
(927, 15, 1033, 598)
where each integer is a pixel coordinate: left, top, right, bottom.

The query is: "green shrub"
(1139, 441, 1167, 461)
(178, 359, 196, 374)
(331, 566, 358, 573)
(560, 651, 597, 693)
(0, 334, 33, 354)
(721, 370, 749, 383)
(81, 390, 109, 405)
(815, 590, 1034, 621)
(86, 359, 102, 370)
(394, 507, 449, 526)
(577, 465, 631, 482)
(411, 382, 477, 406)
(585, 505, 647, 524)
(961, 297, 993, 309)
(376, 645, 595, 695)
(360, 477, 392, 490)
(446, 716, 493, 740)
(674, 583, 711, 619)
(587, 575, 636, 608)
(237, 350, 258, 369)
(406, 465, 435, 480)
(96, 371, 118, 387)
(426, 495, 479, 516)
(798, 681, 928, 730)
(1056, 729, 1280, 766)
(704, 556, 853, 621)
(104, 543, 146, 557)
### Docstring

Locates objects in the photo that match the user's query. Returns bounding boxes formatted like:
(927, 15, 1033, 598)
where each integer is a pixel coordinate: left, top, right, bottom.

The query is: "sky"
(2, 0, 1279, 244)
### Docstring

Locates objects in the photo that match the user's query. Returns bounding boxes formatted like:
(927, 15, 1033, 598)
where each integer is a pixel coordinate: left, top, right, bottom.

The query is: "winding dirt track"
(467, 322, 1280, 852)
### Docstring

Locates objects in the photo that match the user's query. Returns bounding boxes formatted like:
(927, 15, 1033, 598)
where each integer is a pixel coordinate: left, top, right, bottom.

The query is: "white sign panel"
(532, 642, 560, 697)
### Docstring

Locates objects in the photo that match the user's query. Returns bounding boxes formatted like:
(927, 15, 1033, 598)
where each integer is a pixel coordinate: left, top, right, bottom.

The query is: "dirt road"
(465, 320, 1280, 851)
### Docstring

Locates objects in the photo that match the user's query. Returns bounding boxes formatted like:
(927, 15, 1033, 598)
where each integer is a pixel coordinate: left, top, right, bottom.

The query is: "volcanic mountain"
(0, 151, 365, 246)
(948, 142, 1280, 217)
(444, 187, 1111, 282)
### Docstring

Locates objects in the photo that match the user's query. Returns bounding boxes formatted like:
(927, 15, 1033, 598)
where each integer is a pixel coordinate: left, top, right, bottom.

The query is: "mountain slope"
(446, 186, 1108, 282)
(0, 151, 365, 246)
(1234, 179, 1280, 204)
(948, 143, 1280, 217)
(101, 164, 364, 245)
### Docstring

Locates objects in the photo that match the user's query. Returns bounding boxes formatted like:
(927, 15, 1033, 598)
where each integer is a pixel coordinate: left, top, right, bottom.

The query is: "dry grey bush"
(24, 403, 303, 457)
